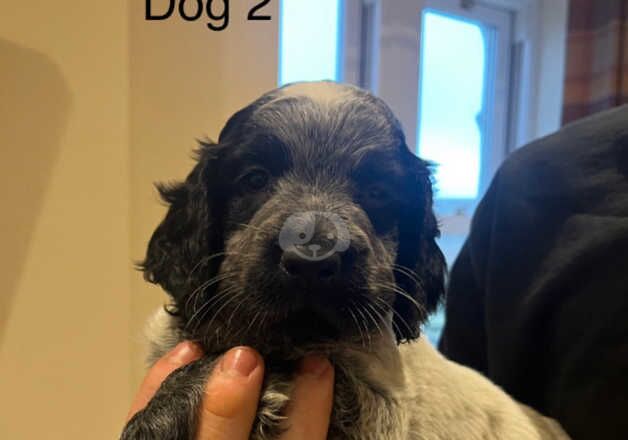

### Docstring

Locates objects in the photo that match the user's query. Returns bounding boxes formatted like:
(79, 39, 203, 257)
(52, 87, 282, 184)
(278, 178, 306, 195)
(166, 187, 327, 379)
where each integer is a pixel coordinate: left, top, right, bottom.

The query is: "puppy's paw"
(121, 414, 182, 440)
(251, 373, 294, 440)
(120, 357, 214, 440)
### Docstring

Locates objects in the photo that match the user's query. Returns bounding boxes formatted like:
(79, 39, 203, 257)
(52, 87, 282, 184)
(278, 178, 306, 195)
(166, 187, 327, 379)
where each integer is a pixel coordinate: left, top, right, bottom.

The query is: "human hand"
(126, 342, 335, 439)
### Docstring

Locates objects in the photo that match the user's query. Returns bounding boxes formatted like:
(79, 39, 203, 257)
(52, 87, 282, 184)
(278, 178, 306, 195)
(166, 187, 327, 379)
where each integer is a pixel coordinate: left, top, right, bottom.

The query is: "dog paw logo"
(278, 211, 350, 261)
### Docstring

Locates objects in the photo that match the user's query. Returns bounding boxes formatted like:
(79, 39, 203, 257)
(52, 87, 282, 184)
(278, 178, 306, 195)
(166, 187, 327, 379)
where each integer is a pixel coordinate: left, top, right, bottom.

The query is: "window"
(279, 0, 343, 85)
(417, 11, 486, 200)
(417, 0, 512, 222)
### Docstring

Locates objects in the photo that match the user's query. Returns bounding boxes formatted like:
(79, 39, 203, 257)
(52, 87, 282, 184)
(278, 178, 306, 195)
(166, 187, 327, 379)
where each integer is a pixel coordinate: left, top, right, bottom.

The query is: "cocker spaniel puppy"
(122, 82, 568, 439)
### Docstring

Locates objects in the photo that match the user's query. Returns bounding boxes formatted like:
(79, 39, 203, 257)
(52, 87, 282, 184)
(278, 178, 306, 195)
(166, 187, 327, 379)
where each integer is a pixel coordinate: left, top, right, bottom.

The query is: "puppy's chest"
(329, 368, 407, 440)
(253, 364, 407, 440)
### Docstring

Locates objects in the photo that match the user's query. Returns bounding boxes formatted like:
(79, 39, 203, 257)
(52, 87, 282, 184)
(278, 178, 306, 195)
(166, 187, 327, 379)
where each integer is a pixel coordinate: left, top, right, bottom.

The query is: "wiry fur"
(121, 82, 569, 439)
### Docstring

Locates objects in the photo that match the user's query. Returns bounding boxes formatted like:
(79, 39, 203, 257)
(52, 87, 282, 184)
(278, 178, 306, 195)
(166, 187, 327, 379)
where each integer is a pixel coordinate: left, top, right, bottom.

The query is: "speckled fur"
(122, 82, 569, 439)
(136, 308, 568, 439)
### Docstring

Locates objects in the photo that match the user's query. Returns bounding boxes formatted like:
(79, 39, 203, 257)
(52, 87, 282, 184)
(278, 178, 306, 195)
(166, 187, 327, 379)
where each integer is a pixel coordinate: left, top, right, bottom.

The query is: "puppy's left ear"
(393, 151, 447, 342)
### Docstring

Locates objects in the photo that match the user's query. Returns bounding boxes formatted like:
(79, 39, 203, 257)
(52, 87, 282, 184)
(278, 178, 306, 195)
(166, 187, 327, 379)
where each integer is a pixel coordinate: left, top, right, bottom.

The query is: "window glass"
(417, 11, 486, 199)
(279, 0, 341, 85)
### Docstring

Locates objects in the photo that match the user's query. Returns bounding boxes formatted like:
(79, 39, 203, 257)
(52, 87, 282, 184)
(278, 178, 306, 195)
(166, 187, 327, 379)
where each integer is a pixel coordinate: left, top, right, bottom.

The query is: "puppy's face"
(143, 82, 445, 355)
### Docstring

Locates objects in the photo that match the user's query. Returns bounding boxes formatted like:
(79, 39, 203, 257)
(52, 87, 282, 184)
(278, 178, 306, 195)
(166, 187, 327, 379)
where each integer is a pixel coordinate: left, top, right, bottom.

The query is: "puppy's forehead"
(249, 82, 404, 161)
(277, 81, 353, 105)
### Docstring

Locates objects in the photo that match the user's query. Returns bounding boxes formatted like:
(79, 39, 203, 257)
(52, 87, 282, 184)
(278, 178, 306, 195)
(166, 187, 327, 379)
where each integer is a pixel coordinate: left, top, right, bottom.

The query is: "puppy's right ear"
(140, 142, 222, 303)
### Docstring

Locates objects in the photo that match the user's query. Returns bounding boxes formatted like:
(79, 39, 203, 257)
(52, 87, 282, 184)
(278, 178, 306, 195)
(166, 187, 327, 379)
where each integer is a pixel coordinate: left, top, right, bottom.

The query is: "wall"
(0, 0, 278, 438)
(377, 0, 424, 150)
(0, 1, 132, 439)
(534, 0, 569, 137)
(511, 0, 569, 145)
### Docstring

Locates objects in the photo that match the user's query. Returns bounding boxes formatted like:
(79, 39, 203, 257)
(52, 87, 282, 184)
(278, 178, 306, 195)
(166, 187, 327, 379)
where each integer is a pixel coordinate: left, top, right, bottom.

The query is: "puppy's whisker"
(374, 296, 415, 339)
(185, 298, 217, 334)
(186, 251, 231, 282)
(185, 284, 237, 333)
(234, 223, 271, 235)
(363, 300, 386, 340)
(202, 287, 245, 336)
(370, 298, 402, 339)
(393, 263, 419, 274)
(392, 264, 423, 286)
(184, 254, 243, 312)
(185, 278, 214, 315)
(375, 282, 427, 317)
(225, 288, 248, 329)
(185, 272, 236, 313)
(346, 303, 365, 349)
(350, 300, 372, 349)
(356, 303, 374, 349)
(362, 302, 383, 340)
(243, 309, 262, 338)
(258, 308, 270, 333)
(216, 289, 245, 345)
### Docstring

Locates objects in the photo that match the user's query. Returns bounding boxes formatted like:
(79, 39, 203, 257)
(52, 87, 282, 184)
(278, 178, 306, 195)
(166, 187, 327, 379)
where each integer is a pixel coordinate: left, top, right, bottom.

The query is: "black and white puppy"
(122, 82, 568, 439)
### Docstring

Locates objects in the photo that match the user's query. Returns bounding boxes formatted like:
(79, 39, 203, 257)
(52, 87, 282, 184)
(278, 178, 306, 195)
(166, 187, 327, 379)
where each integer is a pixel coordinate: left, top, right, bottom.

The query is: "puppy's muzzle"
(277, 211, 353, 285)
(280, 247, 342, 282)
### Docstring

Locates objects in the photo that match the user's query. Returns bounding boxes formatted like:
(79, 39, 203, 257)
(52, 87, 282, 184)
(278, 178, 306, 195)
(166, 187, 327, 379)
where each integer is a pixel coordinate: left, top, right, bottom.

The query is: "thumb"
(196, 346, 265, 440)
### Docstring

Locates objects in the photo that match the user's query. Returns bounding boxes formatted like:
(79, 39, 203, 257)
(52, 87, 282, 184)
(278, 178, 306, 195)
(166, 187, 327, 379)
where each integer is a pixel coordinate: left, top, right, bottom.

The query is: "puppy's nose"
(280, 247, 342, 282)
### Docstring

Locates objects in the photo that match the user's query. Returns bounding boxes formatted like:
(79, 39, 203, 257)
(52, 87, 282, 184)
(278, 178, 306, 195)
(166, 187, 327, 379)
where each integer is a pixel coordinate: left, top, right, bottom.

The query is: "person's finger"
(279, 355, 334, 440)
(196, 346, 265, 440)
(127, 341, 203, 421)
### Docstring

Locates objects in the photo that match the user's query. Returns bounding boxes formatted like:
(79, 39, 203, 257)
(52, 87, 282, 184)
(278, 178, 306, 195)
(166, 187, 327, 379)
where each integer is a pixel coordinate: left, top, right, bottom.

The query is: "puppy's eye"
(364, 184, 391, 205)
(241, 169, 270, 191)
(368, 186, 388, 200)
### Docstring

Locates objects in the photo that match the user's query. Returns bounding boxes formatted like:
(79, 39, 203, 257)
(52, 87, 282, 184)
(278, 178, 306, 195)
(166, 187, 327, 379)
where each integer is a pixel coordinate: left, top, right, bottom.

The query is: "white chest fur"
(144, 308, 569, 439)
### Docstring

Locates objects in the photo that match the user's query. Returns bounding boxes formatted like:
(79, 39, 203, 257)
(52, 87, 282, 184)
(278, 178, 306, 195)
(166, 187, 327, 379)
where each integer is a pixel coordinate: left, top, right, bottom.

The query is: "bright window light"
(417, 11, 486, 199)
(279, 0, 341, 85)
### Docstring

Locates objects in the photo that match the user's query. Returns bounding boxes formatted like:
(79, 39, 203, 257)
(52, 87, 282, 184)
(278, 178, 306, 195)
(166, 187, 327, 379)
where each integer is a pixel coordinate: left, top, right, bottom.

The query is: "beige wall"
(0, 1, 278, 438)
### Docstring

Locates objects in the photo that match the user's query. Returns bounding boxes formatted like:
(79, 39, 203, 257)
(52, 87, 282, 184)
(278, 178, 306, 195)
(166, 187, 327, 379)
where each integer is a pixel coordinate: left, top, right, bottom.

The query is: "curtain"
(562, 0, 628, 124)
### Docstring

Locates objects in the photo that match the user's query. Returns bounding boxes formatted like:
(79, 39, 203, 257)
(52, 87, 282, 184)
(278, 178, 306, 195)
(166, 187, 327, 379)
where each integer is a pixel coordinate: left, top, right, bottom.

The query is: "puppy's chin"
(195, 296, 375, 358)
(273, 306, 344, 343)
(250, 303, 360, 349)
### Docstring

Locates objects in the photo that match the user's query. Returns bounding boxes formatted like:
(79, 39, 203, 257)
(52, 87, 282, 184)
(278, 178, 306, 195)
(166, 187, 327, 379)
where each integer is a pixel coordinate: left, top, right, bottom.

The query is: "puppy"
(122, 82, 569, 439)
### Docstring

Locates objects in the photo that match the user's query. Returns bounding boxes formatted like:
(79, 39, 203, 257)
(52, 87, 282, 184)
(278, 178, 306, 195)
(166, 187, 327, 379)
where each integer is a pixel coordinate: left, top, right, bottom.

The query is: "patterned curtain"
(562, 0, 628, 124)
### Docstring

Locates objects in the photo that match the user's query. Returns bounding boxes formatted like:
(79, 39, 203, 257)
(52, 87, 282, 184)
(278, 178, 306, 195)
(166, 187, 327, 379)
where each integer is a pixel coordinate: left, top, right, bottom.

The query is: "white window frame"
(342, 0, 569, 236)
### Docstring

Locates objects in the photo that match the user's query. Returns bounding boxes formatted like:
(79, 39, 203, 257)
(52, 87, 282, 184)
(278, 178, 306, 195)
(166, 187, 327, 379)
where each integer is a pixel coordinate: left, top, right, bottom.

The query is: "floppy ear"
(393, 151, 447, 342)
(140, 142, 223, 309)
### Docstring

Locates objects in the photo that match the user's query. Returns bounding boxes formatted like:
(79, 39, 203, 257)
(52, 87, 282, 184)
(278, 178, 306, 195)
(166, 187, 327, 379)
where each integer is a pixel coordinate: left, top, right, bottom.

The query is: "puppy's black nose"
(280, 247, 342, 282)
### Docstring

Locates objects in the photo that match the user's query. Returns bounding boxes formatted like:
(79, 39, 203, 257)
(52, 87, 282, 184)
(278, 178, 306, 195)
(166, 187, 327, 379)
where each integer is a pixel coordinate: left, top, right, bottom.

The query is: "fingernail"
(167, 341, 202, 365)
(220, 347, 259, 377)
(299, 355, 331, 377)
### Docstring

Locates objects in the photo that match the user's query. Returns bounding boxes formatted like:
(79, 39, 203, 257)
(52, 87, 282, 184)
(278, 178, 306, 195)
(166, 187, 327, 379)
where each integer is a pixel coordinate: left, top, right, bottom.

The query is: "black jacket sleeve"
(439, 105, 628, 440)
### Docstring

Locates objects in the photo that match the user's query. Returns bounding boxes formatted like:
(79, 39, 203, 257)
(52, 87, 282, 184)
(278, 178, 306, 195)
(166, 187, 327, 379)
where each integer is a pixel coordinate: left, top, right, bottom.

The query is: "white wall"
(510, 0, 570, 145)
(534, 0, 569, 138)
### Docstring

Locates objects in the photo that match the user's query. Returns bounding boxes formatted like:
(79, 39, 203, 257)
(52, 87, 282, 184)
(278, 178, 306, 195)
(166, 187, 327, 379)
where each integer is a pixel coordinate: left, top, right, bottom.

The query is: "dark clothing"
(439, 105, 628, 439)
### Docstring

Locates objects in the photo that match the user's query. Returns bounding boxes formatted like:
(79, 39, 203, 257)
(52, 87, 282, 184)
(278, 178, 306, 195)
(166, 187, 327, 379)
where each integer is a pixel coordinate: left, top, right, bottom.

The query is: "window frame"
(342, 0, 568, 236)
